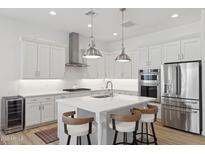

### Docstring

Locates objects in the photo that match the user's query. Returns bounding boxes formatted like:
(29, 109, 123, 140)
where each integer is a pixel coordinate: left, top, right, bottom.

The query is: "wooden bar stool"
(131, 104, 158, 145)
(62, 111, 95, 145)
(109, 111, 141, 145)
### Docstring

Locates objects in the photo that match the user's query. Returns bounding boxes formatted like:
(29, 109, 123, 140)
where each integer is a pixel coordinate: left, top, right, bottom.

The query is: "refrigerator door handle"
(178, 65, 182, 95)
(176, 65, 179, 95)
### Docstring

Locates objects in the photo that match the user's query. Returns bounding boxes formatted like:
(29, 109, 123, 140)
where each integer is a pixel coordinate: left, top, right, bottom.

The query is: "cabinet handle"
(39, 105, 41, 110)
(42, 105, 44, 110)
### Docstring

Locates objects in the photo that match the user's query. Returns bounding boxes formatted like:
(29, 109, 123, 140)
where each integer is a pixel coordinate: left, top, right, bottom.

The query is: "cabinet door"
(97, 54, 105, 79)
(122, 61, 132, 79)
(104, 54, 110, 78)
(86, 59, 97, 78)
(130, 52, 138, 79)
(139, 47, 149, 69)
(50, 47, 65, 79)
(37, 44, 50, 79)
(25, 102, 41, 126)
(181, 38, 201, 61)
(41, 101, 54, 123)
(149, 45, 162, 68)
(22, 41, 38, 79)
(164, 41, 180, 63)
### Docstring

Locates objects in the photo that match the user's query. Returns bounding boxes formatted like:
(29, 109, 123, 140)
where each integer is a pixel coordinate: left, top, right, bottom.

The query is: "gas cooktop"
(62, 88, 91, 92)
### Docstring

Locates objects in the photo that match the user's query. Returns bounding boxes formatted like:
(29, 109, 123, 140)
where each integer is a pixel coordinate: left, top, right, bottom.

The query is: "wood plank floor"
(1, 122, 205, 145)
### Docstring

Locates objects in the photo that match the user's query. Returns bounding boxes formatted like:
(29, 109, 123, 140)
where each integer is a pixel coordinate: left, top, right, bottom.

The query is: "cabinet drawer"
(26, 96, 54, 103)
(55, 94, 70, 100)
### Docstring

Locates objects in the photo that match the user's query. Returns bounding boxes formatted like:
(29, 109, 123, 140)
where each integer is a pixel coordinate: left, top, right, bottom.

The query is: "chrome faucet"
(106, 81, 113, 97)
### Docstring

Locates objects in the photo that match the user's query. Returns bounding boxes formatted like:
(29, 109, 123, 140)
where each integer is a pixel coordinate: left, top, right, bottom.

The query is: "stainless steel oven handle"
(162, 106, 198, 113)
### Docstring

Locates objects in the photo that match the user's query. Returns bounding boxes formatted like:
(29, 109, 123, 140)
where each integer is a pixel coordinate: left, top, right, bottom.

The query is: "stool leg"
(123, 132, 127, 145)
(67, 135, 71, 145)
(141, 123, 143, 143)
(113, 131, 118, 145)
(151, 123, 158, 145)
(146, 123, 149, 145)
(87, 134, 91, 145)
(133, 131, 137, 145)
(76, 136, 79, 145)
(79, 136, 81, 145)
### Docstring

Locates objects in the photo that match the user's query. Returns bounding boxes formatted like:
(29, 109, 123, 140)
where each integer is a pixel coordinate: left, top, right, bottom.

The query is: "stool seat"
(109, 121, 136, 133)
(66, 124, 96, 136)
(141, 114, 155, 123)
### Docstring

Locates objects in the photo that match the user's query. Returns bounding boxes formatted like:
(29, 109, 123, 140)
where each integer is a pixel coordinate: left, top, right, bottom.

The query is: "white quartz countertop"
(56, 94, 154, 113)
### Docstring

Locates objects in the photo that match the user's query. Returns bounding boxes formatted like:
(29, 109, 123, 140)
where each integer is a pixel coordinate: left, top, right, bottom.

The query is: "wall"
(200, 10, 205, 135)
(107, 21, 200, 52)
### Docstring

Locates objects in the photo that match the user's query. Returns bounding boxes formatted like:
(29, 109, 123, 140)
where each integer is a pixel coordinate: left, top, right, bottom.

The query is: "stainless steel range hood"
(65, 32, 88, 67)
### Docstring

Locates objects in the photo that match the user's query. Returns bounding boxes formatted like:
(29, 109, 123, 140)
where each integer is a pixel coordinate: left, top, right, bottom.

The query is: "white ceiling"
(0, 8, 202, 42)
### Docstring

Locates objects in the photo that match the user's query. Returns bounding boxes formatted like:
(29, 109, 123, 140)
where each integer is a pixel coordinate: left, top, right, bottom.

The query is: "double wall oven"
(138, 69, 161, 103)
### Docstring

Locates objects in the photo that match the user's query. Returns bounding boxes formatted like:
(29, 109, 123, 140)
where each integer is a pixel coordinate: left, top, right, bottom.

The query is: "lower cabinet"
(25, 102, 41, 126)
(25, 96, 55, 127)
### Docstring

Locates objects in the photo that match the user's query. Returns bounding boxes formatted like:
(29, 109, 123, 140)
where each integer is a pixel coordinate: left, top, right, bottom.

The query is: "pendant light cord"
(90, 8, 95, 47)
(121, 8, 125, 53)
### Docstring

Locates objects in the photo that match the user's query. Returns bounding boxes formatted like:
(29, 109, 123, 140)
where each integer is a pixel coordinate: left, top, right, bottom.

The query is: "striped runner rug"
(35, 127, 59, 144)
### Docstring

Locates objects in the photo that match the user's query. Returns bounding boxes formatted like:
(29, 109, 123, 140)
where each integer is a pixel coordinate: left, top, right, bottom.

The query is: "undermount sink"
(91, 94, 114, 98)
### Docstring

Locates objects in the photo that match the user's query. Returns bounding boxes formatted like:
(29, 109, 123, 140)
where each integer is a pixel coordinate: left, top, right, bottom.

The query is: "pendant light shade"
(115, 48, 131, 62)
(83, 9, 102, 59)
(115, 8, 131, 62)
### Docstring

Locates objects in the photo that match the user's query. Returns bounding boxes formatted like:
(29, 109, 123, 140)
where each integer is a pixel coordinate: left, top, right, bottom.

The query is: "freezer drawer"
(161, 105, 200, 134)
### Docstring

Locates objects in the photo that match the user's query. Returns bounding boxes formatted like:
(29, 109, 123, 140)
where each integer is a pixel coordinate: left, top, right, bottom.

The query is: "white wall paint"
(108, 21, 200, 52)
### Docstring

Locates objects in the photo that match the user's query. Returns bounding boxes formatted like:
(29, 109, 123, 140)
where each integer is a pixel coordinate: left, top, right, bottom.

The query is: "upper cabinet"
(21, 40, 65, 79)
(138, 45, 162, 69)
(50, 47, 66, 79)
(22, 41, 38, 79)
(139, 47, 149, 68)
(181, 38, 201, 61)
(163, 38, 201, 63)
(37, 44, 50, 79)
(85, 52, 105, 79)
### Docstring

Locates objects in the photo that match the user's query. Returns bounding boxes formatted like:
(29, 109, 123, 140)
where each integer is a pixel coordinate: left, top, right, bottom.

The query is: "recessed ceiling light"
(171, 14, 179, 18)
(49, 11, 56, 16)
(113, 33, 118, 36)
(88, 24, 92, 28)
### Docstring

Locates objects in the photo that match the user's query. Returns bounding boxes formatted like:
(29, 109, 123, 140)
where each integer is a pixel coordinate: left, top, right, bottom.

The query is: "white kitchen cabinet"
(85, 54, 105, 79)
(97, 55, 105, 78)
(21, 40, 65, 79)
(163, 38, 201, 63)
(139, 47, 149, 69)
(22, 41, 38, 79)
(104, 54, 111, 78)
(148, 45, 162, 68)
(181, 38, 201, 61)
(25, 102, 41, 126)
(110, 52, 132, 79)
(41, 101, 55, 123)
(25, 96, 55, 127)
(37, 44, 50, 79)
(50, 47, 65, 79)
(130, 52, 138, 79)
(138, 45, 162, 69)
(86, 59, 98, 78)
(164, 41, 181, 63)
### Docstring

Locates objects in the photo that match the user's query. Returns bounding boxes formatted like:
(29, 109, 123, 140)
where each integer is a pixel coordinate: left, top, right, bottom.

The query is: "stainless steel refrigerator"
(161, 61, 202, 134)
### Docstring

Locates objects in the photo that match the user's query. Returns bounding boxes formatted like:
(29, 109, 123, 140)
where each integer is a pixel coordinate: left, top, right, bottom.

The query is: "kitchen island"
(57, 94, 155, 145)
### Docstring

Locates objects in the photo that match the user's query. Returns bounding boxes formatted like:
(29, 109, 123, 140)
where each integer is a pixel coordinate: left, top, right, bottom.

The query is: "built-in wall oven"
(138, 69, 161, 103)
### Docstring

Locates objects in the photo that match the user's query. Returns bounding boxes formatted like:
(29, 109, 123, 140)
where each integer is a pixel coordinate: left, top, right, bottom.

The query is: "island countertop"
(57, 94, 155, 145)
(56, 94, 155, 113)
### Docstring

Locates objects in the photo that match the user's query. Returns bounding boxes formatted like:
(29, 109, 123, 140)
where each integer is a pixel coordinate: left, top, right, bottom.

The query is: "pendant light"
(83, 9, 102, 59)
(115, 8, 131, 62)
